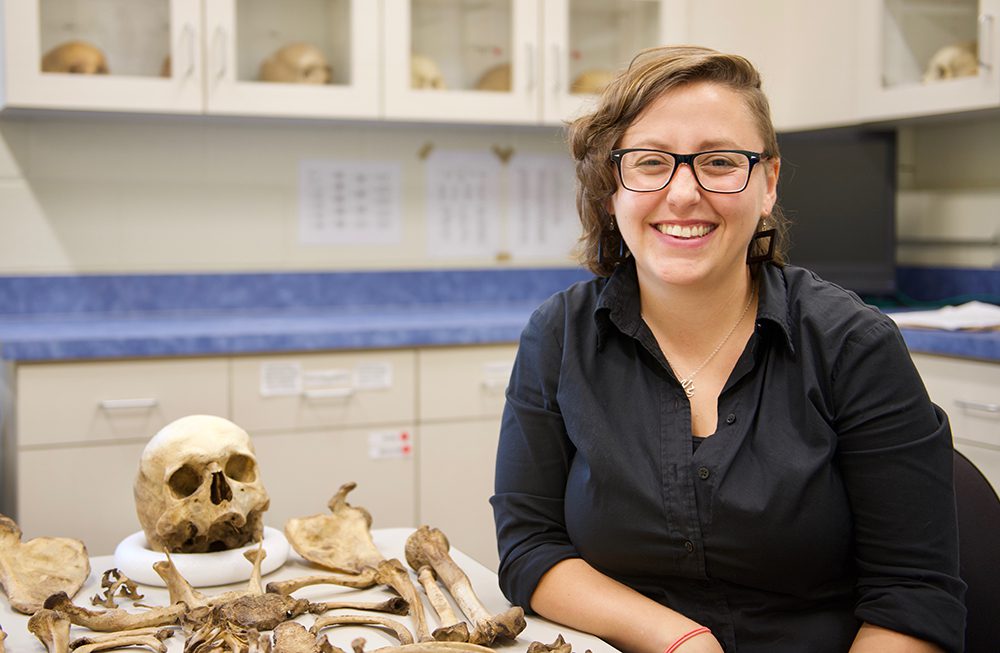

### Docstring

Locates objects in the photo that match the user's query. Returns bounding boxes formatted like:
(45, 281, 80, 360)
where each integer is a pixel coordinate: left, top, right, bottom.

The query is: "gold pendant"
(680, 378, 695, 398)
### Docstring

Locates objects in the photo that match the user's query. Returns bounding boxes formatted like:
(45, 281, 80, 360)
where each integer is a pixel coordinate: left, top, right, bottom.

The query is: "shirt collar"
(594, 259, 796, 354)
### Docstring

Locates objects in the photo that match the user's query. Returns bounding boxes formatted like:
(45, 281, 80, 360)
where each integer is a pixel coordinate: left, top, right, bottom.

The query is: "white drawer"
(251, 425, 416, 532)
(16, 358, 229, 447)
(231, 350, 416, 432)
(910, 353, 1000, 450)
(418, 344, 517, 422)
(18, 441, 147, 555)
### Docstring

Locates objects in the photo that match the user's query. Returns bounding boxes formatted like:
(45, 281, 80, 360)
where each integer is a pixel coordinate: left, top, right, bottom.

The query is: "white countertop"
(0, 527, 619, 653)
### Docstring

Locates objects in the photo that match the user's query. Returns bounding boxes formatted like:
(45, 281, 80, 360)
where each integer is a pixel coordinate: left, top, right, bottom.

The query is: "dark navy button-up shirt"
(492, 260, 965, 653)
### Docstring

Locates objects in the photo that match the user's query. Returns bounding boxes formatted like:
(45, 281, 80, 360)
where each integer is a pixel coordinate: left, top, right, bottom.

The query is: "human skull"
(411, 54, 446, 89)
(134, 415, 270, 554)
(259, 42, 332, 84)
(41, 40, 110, 75)
(923, 42, 979, 82)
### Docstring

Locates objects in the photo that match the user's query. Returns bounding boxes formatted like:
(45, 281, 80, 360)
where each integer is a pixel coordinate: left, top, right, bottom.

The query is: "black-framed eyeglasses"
(610, 148, 764, 194)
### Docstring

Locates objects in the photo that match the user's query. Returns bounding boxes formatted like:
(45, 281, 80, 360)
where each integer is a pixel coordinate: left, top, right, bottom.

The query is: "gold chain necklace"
(645, 287, 756, 399)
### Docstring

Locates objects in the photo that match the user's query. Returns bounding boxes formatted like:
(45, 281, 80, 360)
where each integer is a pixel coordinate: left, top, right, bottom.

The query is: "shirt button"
(725, 413, 736, 424)
(697, 466, 711, 480)
(684, 540, 695, 553)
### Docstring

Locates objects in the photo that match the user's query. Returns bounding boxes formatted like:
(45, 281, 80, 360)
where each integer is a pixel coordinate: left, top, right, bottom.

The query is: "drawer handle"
(99, 398, 159, 410)
(303, 388, 355, 400)
(955, 399, 1000, 414)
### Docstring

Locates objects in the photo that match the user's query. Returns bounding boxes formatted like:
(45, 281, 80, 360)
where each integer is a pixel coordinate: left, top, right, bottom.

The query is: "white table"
(0, 528, 618, 652)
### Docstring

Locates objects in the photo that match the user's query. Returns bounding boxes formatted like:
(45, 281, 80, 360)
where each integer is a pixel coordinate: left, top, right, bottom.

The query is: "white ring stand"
(113, 527, 289, 587)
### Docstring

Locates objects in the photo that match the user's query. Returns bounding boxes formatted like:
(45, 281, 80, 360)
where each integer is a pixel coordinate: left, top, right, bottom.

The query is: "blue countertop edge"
(0, 304, 997, 363)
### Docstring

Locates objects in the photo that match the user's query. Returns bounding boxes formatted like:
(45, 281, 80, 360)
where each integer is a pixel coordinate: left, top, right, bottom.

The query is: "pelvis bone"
(0, 513, 90, 614)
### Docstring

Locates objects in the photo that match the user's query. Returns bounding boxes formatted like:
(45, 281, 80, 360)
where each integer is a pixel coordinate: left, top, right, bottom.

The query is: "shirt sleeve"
(491, 300, 581, 611)
(832, 316, 967, 652)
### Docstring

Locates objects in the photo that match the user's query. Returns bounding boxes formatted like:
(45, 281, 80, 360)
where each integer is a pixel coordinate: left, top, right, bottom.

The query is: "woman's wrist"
(664, 626, 713, 653)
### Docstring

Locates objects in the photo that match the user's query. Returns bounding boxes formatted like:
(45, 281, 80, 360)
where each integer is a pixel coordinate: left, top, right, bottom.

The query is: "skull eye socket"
(168, 464, 203, 498)
(225, 454, 257, 483)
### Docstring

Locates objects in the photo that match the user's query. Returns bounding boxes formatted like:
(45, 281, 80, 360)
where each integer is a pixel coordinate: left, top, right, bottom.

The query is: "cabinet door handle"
(99, 398, 159, 410)
(303, 387, 355, 400)
(179, 23, 196, 79)
(979, 14, 994, 71)
(212, 26, 228, 81)
(526, 43, 536, 93)
(552, 44, 561, 94)
(955, 399, 1000, 414)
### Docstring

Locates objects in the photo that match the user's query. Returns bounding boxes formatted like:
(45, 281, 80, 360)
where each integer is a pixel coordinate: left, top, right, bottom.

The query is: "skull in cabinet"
(134, 415, 270, 554)
(41, 40, 110, 75)
(259, 42, 332, 84)
(411, 54, 446, 89)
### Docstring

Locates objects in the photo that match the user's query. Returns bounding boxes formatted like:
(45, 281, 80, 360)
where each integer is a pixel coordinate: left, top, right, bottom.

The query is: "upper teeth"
(657, 224, 713, 238)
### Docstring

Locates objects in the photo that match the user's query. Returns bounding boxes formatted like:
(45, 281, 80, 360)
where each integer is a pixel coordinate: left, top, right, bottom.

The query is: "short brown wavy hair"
(568, 45, 787, 277)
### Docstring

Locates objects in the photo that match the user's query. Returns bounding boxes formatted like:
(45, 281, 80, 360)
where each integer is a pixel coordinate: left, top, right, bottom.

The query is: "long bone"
(69, 628, 173, 653)
(43, 593, 185, 631)
(27, 609, 71, 653)
(416, 566, 470, 642)
(265, 570, 379, 596)
(404, 527, 525, 646)
(310, 614, 414, 645)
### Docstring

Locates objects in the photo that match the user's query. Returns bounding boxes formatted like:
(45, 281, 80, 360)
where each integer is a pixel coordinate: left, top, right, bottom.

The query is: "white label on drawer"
(482, 360, 514, 391)
(260, 362, 302, 397)
(303, 368, 353, 389)
(368, 430, 412, 459)
(356, 362, 393, 390)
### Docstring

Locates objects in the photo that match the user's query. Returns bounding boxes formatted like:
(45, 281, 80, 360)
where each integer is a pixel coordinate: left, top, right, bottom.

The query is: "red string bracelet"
(664, 626, 712, 653)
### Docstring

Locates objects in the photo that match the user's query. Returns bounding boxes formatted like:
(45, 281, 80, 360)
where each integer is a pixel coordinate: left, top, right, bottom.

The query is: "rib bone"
(266, 570, 378, 596)
(405, 527, 525, 645)
(310, 614, 414, 645)
(417, 566, 469, 642)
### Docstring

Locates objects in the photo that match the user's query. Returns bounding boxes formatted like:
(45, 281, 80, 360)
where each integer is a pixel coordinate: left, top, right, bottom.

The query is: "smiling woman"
(491, 45, 966, 653)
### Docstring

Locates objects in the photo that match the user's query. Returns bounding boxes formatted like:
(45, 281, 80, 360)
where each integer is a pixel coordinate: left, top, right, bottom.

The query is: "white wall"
(0, 114, 576, 274)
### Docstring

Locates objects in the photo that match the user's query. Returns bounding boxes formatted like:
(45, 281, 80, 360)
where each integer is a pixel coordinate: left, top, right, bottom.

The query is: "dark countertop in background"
(0, 267, 996, 363)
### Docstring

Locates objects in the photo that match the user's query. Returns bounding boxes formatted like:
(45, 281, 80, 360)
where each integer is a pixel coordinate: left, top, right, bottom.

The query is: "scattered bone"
(405, 527, 525, 645)
(27, 608, 71, 653)
(43, 592, 185, 631)
(265, 570, 379, 596)
(311, 614, 414, 645)
(91, 568, 144, 609)
(526, 635, 574, 653)
(0, 623, 6, 653)
(373, 559, 435, 642)
(273, 621, 344, 653)
(69, 628, 172, 653)
(0, 513, 90, 614)
(355, 643, 496, 653)
(417, 566, 469, 642)
(309, 596, 409, 616)
(215, 593, 313, 631)
(284, 483, 384, 574)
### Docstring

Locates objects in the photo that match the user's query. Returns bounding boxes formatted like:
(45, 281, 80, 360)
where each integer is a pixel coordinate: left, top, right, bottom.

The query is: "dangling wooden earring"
(747, 218, 776, 264)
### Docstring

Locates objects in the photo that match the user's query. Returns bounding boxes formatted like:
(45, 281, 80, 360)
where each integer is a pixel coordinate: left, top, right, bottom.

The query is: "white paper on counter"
(425, 149, 502, 258)
(508, 153, 580, 258)
(299, 159, 402, 245)
(889, 301, 1000, 331)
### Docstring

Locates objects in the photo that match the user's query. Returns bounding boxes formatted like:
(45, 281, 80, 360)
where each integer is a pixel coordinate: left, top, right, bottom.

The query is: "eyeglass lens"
(619, 150, 752, 193)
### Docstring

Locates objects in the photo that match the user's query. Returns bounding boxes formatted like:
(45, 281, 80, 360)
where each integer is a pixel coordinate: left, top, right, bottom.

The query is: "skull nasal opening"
(210, 470, 233, 504)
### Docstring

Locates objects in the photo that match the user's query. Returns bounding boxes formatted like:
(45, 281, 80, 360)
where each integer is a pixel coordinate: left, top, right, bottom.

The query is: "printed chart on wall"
(508, 153, 579, 258)
(425, 149, 503, 258)
(298, 160, 403, 245)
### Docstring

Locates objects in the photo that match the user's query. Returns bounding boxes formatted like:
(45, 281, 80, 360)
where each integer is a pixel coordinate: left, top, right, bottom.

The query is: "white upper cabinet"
(858, 0, 1000, 121)
(1, 0, 203, 113)
(383, 0, 680, 125)
(203, 0, 379, 119)
(1, 0, 380, 118)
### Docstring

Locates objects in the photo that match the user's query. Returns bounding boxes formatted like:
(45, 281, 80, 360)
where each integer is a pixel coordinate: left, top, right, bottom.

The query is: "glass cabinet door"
(2, 0, 202, 112)
(858, 0, 1000, 120)
(383, 0, 540, 124)
(543, 0, 675, 124)
(204, 0, 379, 118)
